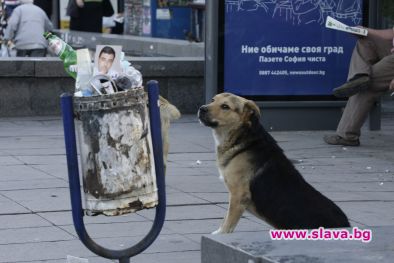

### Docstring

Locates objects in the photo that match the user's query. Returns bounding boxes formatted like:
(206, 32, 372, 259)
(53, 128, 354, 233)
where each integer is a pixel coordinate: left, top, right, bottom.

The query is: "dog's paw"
(211, 229, 221, 235)
(212, 228, 226, 234)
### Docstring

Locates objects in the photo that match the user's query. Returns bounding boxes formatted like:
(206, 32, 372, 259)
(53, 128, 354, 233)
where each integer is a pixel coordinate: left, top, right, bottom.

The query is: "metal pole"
(204, 0, 219, 103)
(53, 0, 60, 29)
(119, 257, 130, 263)
(368, 0, 378, 28)
(60, 93, 86, 237)
(146, 80, 166, 242)
(150, 0, 157, 37)
(367, 0, 381, 131)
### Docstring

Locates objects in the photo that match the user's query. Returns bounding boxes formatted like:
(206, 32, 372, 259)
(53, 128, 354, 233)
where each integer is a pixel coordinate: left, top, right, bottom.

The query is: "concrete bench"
(202, 226, 394, 263)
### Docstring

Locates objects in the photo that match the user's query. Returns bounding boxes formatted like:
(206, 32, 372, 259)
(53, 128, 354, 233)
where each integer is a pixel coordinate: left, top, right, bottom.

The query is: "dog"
(159, 95, 181, 171)
(198, 93, 350, 233)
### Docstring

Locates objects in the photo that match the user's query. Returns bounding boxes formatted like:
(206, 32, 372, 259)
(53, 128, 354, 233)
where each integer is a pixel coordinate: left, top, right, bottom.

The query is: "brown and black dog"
(198, 93, 350, 234)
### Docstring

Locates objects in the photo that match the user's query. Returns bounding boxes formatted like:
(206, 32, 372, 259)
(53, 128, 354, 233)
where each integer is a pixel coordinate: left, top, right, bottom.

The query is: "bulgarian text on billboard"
(224, 0, 364, 96)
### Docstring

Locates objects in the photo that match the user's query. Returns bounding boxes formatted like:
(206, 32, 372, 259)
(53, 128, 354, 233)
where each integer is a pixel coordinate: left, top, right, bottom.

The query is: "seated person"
(324, 27, 394, 146)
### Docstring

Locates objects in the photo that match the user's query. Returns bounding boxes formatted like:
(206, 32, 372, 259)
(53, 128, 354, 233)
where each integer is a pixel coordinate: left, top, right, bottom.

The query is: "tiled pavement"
(0, 110, 393, 262)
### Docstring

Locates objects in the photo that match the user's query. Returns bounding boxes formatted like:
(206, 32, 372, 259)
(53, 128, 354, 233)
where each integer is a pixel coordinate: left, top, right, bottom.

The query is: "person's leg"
(29, 49, 47, 57)
(328, 52, 394, 143)
(16, 49, 28, 57)
(335, 90, 384, 141)
(69, 16, 82, 31)
(348, 34, 392, 80)
(369, 52, 394, 92)
(333, 34, 393, 97)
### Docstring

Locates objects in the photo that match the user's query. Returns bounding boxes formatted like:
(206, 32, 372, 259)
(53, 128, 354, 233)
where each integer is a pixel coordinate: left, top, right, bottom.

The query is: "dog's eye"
(211, 98, 215, 102)
(221, 104, 230, 110)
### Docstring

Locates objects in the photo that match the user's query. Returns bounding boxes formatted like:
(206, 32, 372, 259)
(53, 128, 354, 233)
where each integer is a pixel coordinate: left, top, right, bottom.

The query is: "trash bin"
(73, 87, 158, 216)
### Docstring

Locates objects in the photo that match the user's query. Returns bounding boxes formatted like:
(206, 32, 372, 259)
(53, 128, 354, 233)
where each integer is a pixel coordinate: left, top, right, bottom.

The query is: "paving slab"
(0, 226, 74, 245)
(164, 218, 267, 235)
(1, 188, 71, 212)
(0, 214, 52, 230)
(137, 204, 228, 221)
(88, 234, 200, 253)
(0, 240, 97, 263)
(37, 211, 148, 226)
(0, 178, 68, 191)
(60, 221, 173, 239)
(0, 194, 31, 214)
(0, 165, 56, 182)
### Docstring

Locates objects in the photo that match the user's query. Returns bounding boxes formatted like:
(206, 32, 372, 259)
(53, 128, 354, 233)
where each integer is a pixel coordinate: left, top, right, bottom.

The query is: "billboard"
(222, 0, 366, 98)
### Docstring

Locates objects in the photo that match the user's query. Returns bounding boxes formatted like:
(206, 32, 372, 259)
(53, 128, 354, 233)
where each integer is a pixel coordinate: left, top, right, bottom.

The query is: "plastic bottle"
(75, 49, 94, 96)
(119, 52, 143, 89)
(43, 32, 77, 79)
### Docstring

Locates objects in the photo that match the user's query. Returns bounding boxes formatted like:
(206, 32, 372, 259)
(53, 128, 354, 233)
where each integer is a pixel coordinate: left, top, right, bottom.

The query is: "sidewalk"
(0, 112, 393, 263)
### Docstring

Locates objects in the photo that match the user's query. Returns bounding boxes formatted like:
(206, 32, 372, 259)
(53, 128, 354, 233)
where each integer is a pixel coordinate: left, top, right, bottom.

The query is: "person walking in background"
(3, 0, 52, 57)
(3, 0, 20, 19)
(33, 0, 52, 18)
(323, 27, 394, 146)
(67, 0, 113, 33)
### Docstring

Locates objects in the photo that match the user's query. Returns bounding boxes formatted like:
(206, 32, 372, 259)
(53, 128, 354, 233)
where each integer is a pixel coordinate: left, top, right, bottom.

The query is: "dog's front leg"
(212, 194, 246, 234)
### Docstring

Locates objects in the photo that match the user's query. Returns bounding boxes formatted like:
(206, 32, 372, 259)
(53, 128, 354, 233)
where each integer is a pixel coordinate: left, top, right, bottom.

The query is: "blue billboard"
(223, 0, 365, 97)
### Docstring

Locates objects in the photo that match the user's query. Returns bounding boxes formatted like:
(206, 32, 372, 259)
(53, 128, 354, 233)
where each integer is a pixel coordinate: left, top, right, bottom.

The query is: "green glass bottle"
(44, 32, 77, 79)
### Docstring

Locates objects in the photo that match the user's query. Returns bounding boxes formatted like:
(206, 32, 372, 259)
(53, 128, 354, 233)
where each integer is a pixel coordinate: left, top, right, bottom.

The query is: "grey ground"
(0, 110, 393, 262)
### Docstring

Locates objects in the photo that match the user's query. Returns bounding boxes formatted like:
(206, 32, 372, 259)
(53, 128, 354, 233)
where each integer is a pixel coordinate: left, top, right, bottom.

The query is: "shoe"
(332, 75, 370, 98)
(323, 135, 360, 146)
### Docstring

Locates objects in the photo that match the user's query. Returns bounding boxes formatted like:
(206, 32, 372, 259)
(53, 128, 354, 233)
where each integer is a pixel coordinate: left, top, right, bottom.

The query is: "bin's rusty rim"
(85, 200, 158, 216)
(73, 87, 146, 112)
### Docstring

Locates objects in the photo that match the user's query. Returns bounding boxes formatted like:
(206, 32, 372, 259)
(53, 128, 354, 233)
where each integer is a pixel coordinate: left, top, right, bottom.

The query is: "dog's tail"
(159, 96, 181, 121)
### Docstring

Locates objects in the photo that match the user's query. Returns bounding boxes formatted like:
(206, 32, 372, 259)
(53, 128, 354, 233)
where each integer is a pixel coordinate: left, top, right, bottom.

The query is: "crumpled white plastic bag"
(1, 44, 10, 57)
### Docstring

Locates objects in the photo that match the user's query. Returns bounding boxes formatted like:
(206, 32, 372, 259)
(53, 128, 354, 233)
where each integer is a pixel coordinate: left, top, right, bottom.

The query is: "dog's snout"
(199, 105, 208, 114)
(198, 105, 209, 118)
(198, 104, 217, 127)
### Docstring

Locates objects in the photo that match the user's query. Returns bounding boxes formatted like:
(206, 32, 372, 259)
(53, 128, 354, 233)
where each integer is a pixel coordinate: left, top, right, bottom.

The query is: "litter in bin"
(45, 32, 77, 79)
(44, 32, 143, 97)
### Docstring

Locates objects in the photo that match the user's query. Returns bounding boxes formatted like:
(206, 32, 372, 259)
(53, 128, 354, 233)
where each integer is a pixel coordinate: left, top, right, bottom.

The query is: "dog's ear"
(242, 100, 261, 126)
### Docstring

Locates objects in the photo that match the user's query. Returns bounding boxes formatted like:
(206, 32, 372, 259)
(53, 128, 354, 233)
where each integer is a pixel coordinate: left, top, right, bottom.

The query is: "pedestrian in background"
(4, 0, 53, 57)
(3, 0, 20, 19)
(67, 0, 114, 33)
(33, 0, 52, 18)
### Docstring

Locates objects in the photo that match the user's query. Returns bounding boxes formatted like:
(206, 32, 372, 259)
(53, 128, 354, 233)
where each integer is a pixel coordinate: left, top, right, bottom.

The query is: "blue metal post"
(60, 93, 87, 238)
(146, 80, 166, 237)
(60, 81, 166, 262)
(150, 0, 157, 37)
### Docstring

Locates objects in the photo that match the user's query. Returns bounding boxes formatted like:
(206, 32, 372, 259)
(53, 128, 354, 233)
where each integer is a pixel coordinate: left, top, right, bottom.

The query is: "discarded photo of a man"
(93, 45, 122, 79)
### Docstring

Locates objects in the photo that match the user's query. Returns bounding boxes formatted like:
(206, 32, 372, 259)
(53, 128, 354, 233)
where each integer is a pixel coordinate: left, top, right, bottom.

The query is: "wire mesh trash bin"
(73, 87, 158, 216)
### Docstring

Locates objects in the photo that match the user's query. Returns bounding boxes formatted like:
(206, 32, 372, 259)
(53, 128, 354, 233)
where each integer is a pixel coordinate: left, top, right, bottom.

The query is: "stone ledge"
(0, 57, 204, 77)
(0, 58, 35, 77)
(201, 226, 394, 263)
(55, 29, 204, 57)
(0, 58, 204, 116)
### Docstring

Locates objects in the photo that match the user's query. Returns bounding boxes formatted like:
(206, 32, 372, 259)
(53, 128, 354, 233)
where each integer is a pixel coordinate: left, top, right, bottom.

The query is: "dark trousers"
(16, 49, 47, 57)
